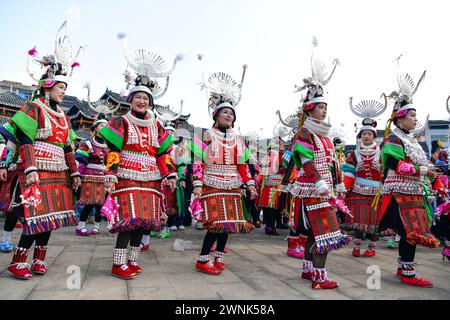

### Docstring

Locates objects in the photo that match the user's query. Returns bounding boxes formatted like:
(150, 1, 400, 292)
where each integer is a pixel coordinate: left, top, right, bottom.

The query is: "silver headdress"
(197, 54, 247, 119)
(118, 33, 183, 101)
(294, 37, 340, 109)
(26, 21, 83, 88)
(349, 95, 387, 136)
(387, 55, 426, 118)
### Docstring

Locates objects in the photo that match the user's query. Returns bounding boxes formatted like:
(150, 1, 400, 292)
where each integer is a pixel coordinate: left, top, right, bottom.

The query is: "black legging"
(379, 197, 416, 263)
(115, 228, 145, 249)
(243, 189, 260, 224)
(79, 204, 102, 223)
(303, 229, 328, 268)
(200, 232, 229, 256)
(3, 214, 19, 232)
(17, 231, 51, 249)
(263, 208, 277, 229)
(354, 230, 379, 243)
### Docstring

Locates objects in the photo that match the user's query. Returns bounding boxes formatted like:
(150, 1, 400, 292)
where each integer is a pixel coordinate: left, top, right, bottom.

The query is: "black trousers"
(115, 228, 145, 249)
(17, 231, 51, 249)
(263, 208, 277, 228)
(3, 213, 19, 232)
(379, 197, 416, 262)
(200, 232, 229, 256)
(79, 204, 102, 223)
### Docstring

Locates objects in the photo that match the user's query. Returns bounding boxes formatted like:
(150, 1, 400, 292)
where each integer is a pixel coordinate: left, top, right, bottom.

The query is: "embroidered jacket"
(341, 145, 382, 195)
(285, 125, 345, 199)
(75, 137, 109, 176)
(187, 128, 254, 190)
(99, 111, 176, 183)
(381, 128, 429, 196)
(11, 97, 79, 177)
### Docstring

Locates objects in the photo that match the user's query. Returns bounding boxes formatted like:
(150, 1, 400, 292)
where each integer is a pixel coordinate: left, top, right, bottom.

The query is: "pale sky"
(1, 0, 449, 143)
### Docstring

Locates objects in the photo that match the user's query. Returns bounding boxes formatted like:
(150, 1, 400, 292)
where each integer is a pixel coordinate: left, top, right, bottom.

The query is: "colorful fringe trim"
(406, 232, 440, 248)
(23, 210, 78, 235)
(207, 221, 255, 234)
(310, 232, 350, 254)
(109, 217, 162, 234)
(341, 223, 379, 234)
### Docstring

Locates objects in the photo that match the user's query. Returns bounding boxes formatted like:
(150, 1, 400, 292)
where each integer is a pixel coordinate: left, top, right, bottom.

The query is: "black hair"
(393, 100, 415, 126)
(213, 106, 236, 128)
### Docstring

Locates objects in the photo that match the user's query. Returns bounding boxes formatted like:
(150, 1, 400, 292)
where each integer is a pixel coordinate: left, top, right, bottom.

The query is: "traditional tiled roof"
(0, 116, 10, 126)
(74, 128, 92, 141)
(102, 89, 129, 105)
(63, 95, 97, 120)
(0, 92, 26, 108)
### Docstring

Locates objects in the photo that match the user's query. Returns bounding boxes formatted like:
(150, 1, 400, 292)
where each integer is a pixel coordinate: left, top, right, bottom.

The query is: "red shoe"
(195, 261, 221, 275)
(32, 246, 47, 274)
(127, 261, 142, 274)
(287, 247, 305, 259)
(362, 250, 376, 257)
(8, 247, 32, 280)
(301, 271, 314, 281)
(140, 245, 150, 252)
(400, 276, 433, 288)
(214, 259, 225, 271)
(8, 263, 32, 280)
(312, 278, 339, 290)
(31, 260, 47, 275)
(111, 264, 136, 280)
(352, 248, 361, 257)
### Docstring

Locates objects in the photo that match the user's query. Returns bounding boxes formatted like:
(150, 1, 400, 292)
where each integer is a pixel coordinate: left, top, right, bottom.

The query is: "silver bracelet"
(24, 166, 38, 174)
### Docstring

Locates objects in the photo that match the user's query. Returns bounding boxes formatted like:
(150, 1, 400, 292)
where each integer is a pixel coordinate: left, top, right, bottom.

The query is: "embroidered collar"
(303, 117, 331, 136)
(357, 141, 378, 156)
(125, 110, 155, 127)
(91, 137, 107, 148)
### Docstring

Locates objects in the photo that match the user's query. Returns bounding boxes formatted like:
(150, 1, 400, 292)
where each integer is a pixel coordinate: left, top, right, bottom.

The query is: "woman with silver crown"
(74, 115, 109, 236)
(188, 61, 258, 275)
(6, 22, 82, 280)
(377, 68, 441, 287)
(99, 47, 179, 280)
(341, 97, 387, 258)
(283, 40, 349, 289)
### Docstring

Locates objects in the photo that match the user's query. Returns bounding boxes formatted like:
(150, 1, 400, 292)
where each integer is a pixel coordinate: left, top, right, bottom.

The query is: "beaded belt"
(118, 151, 161, 181)
(81, 175, 105, 183)
(264, 174, 283, 187)
(381, 170, 424, 195)
(203, 164, 241, 190)
(34, 141, 68, 172)
(205, 164, 238, 176)
(121, 150, 157, 168)
(306, 201, 331, 211)
(355, 177, 380, 188)
(289, 179, 333, 199)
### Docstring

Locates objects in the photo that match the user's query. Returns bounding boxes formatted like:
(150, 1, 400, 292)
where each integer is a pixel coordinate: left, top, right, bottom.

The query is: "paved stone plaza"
(0, 218, 448, 300)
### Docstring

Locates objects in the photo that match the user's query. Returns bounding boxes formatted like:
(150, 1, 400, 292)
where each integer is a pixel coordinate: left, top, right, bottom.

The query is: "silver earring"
(45, 92, 50, 105)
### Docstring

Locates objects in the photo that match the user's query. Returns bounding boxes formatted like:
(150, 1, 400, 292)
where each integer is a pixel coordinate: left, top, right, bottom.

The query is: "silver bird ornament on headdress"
(349, 94, 388, 119)
(387, 55, 426, 107)
(118, 32, 183, 100)
(26, 20, 84, 84)
(294, 36, 340, 95)
(197, 54, 247, 118)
